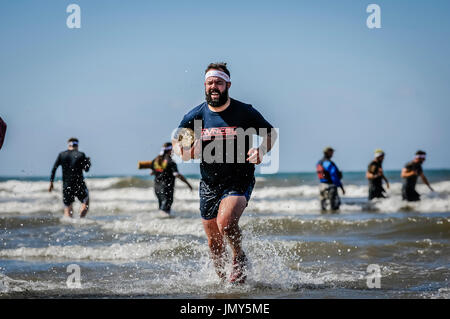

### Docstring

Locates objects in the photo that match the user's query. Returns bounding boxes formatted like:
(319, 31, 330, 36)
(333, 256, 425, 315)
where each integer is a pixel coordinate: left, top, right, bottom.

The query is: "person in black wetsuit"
(172, 62, 277, 284)
(366, 149, 390, 200)
(0, 116, 6, 150)
(49, 137, 91, 218)
(401, 150, 434, 201)
(140, 142, 193, 215)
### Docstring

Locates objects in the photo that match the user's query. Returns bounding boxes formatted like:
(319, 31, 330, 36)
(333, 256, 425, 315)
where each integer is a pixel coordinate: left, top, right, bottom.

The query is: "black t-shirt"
(151, 157, 178, 186)
(368, 160, 383, 187)
(403, 161, 423, 189)
(178, 98, 274, 186)
(50, 150, 90, 185)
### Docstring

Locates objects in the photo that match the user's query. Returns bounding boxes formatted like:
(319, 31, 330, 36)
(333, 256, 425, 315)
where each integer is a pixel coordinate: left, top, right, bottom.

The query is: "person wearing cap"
(366, 149, 390, 200)
(401, 150, 434, 201)
(49, 137, 91, 218)
(316, 147, 345, 211)
(172, 62, 277, 284)
(140, 142, 193, 215)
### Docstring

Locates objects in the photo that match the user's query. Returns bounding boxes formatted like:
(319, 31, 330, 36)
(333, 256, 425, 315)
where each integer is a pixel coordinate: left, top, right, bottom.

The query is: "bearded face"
(205, 86, 229, 107)
(204, 74, 230, 108)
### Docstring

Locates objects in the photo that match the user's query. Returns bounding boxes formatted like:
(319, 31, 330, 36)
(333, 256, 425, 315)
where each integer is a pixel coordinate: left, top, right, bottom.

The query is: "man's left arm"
(83, 154, 91, 172)
(171, 162, 193, 191)
(246, 106, 277, 165)
(420, 172, 434, 192)
(382, 172, 390, 189)
(247, 129, 278, 164)
(329, 164, 345, 194)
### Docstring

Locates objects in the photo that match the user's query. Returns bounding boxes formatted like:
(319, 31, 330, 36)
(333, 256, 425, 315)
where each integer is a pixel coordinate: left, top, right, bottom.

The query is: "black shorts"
(154, 182, 174, 213)
(368, 184, 386, 200)
(402, 186, 420, 202)
(199, 178, 255, 220)
(63, 182, 89, 207)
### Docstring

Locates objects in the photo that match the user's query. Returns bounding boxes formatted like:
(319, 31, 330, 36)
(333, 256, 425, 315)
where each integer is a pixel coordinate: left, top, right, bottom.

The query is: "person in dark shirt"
(49, 137, 91, 218)
(139, 142, 193, 215)
(366, 149, 390, 200)
(172, 62, 277, 284)
(401, 150, 434, 201)
(0, 116, 6, 150)
(316, 147, 345, 211)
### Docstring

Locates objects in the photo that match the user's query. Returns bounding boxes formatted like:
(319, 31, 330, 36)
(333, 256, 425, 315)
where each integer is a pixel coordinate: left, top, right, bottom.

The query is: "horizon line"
(1, 168, 450, 179)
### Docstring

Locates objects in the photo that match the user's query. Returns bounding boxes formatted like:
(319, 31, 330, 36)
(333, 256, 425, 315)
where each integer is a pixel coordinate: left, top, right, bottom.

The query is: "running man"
(49, 137, 91, 218)
(366, 149, 390, 200)
(316, 147, 345, 211)
(172, 62, 277, 283)
(138, 142, 193, 215)
(401, 150, 434, 201)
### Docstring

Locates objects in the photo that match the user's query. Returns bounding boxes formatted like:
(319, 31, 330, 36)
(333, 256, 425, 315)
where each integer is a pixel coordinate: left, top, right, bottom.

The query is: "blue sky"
(1, 0, 449, 176)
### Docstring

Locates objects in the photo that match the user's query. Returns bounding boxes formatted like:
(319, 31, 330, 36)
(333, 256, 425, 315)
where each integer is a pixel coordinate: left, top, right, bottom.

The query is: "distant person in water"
(49, 138, 91, 218)
(138, 142, 193, 215)
(316, 147, 345, 211)
(401, 150, 434, 202)
(0, 117, 6, 150)
(366, 149, 390, 200)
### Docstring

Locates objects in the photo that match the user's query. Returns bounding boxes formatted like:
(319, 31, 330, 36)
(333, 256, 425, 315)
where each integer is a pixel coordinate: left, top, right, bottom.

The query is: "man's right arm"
(173, 110, 200, 161)
(366, 172, 376, 179)
(172, 134, 201, 161)
(401, 167, 417, 178)
(366, 170, 377, 180)
(366, 164, 380, 180)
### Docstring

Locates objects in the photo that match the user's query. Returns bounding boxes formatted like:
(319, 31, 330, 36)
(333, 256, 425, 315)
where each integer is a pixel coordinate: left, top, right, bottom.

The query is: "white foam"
(1, 179, 450, 215)
(372, 195, 450, 213)
(0, 273, 62, 294)
(0, 239, 205, 261)
(98, 212, 204, 237)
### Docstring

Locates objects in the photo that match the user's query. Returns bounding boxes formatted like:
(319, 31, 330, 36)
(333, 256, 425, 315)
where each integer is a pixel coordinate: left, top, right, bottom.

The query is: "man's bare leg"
(79, 199, 89, 218)
(202, 219, 226, 280)
(216, 196, 247, 257)
(203, 196, 248, 282)
(216, 196, 248, 283)
(64, 205, 73, 218)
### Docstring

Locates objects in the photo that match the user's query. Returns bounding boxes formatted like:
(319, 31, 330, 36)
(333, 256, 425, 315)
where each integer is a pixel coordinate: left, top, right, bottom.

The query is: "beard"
(205, 87, 229, 107)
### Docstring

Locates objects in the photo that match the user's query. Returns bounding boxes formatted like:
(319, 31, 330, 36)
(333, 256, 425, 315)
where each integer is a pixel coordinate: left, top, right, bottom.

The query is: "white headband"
(159, 145, 172, 155)
(415, 154, 426, 159)
(374, 152, 384, 158)
(205, 70, 230, 83)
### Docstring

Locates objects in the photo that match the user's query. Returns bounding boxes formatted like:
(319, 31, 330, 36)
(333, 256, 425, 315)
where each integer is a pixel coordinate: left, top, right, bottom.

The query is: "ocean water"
(0, 171, 449, 299)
